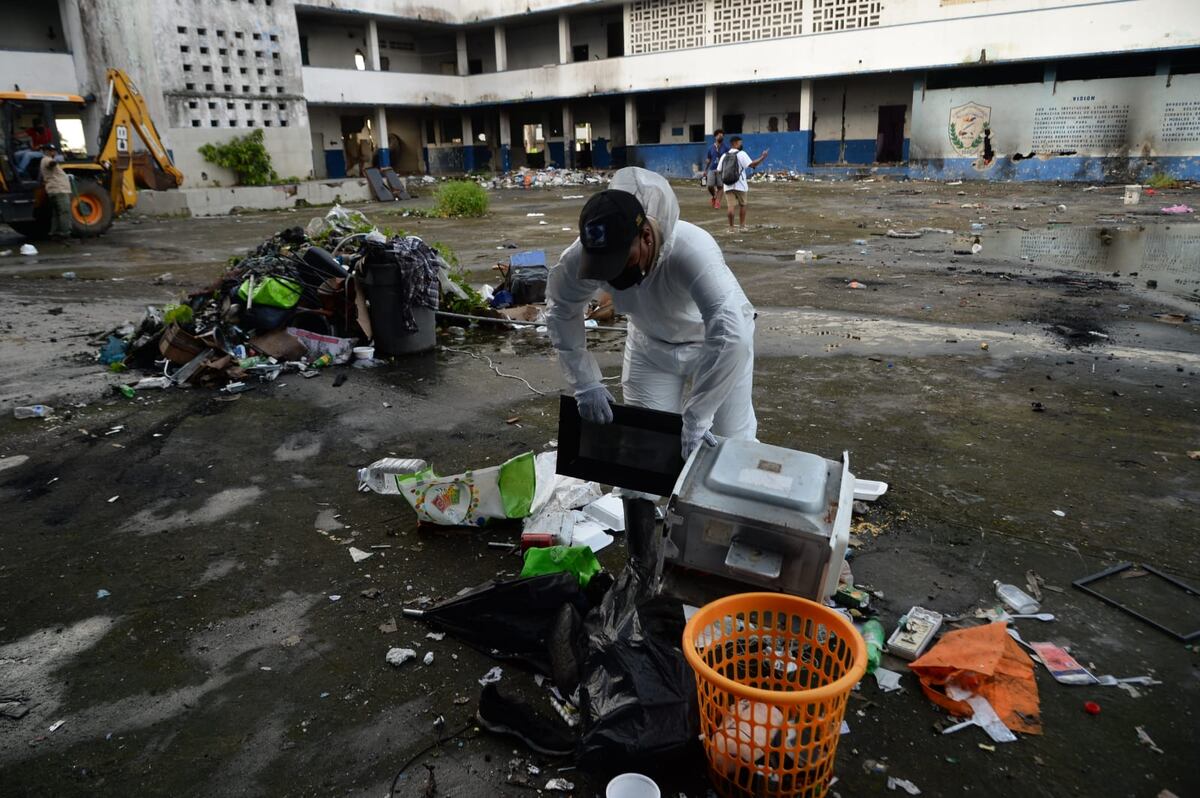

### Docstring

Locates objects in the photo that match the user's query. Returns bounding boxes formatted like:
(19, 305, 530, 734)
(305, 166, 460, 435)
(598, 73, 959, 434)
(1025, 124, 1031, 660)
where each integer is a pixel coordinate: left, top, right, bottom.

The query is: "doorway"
(875, 105, 906, 163)
(606, 23, 623, 57)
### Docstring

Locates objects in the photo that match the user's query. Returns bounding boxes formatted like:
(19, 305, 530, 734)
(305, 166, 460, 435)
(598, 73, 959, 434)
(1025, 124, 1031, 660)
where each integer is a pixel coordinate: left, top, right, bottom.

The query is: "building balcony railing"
(302, 0, 1187, 108)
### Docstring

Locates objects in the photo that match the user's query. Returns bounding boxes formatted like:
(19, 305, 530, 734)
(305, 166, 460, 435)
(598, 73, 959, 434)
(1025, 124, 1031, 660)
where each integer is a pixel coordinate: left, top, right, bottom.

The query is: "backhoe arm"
(98, 68, 184, 214)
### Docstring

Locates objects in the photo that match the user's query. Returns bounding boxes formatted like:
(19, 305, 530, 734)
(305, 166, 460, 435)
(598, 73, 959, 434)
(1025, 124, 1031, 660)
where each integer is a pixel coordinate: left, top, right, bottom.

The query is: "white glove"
(682, 427, 718, 459)
(575, 384, 615, 424)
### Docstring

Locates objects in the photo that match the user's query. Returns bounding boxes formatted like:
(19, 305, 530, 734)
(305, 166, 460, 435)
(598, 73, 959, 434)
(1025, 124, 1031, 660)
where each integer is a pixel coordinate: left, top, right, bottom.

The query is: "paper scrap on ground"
(1029, 642, 1097, 685)
(888, 777, 922, 795)
(545, 778, 575, 791)
(348, 546, 374, 563)
(423, 651, 434, 666)
(478, 665, 503, 686)
(944, 684, 1018, 743)
(385, 647, 417, 667)
(48, 719, 66, 733)
(1136, 725, 1164, 754)
(874, 667, 903, 693)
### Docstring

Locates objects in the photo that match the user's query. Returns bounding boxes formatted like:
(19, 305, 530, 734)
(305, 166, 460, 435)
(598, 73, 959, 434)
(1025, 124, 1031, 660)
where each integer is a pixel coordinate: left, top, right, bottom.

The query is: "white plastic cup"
(353, 346, 375, 361)
(606, 773, 660, 798)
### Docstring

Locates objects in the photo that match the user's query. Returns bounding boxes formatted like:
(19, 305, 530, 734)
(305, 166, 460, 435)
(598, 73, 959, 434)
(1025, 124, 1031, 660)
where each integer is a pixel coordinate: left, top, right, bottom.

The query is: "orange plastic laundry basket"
(683, 593, 866, 798)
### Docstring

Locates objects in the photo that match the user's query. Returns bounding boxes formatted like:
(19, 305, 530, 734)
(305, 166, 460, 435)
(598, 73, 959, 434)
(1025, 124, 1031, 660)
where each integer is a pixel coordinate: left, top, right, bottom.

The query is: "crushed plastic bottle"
(13, 405, 53, 419)
(994, 580, 1040, 615)
(357, 457, 428, 494)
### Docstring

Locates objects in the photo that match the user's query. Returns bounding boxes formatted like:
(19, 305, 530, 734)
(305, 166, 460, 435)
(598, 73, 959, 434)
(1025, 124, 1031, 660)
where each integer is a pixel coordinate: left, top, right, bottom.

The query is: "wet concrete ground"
(1, 178, 1198, 797)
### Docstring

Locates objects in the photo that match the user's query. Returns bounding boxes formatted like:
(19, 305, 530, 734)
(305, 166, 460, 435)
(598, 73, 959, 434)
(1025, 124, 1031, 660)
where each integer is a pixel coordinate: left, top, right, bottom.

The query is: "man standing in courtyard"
(39, 143, 72, 242)
(702, 129, 729, 210)
(718, 136, 768, 232)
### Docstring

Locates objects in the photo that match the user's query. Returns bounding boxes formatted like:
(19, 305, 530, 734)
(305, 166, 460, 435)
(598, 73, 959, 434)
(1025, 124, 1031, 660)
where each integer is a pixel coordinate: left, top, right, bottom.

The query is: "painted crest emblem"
(948, 102, 991, 156)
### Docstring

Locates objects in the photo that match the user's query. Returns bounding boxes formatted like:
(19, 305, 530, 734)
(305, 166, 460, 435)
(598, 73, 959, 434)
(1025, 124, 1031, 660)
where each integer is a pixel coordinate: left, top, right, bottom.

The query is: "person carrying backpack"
(717, 136, 768, 233)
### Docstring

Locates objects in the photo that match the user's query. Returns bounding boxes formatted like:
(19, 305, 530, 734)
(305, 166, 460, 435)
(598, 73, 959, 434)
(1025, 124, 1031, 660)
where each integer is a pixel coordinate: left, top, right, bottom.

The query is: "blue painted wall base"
(909, 155, 1200, 183)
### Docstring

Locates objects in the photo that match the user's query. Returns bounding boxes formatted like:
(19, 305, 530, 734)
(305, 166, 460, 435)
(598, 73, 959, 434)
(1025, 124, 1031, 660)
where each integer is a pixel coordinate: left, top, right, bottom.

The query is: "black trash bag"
(509, 264, 548, 305)
(576, 566, 699, 773)
(412, 572, 592, 676)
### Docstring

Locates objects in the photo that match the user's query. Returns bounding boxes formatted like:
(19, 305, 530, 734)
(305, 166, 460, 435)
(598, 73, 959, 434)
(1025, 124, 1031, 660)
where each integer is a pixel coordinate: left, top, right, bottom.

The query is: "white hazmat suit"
(546, 168, 757, 454)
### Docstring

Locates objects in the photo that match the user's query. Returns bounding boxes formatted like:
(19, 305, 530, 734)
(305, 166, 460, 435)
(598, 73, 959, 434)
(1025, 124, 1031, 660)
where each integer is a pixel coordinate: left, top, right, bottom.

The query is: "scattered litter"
(911, 622, 1041, 736)
(994, 580, 1039, 614)
(361, 587, 382, 598)
(886, 229, 922, 239)
(526, 212, 545, 217)
(20, 243, 38, 256)
(544, 778, 575, 791)
(1083, 700, 1101, 715)
(423, 651, 435, 666)
(1136, 725, 1164, 753)
(379, 618, 398, 634)
(887, 606, 943, 660)
(62, 271, 76, 279)
(425, 632, 445, 641)
(48, 719, 65, 733)
(107, 495, 120, 503)
(1160, 204, 1193, 214)
(848, 280, 866, 289)
(478, 666, 503, 686)
(0, 455, 30, 473)
(794, 249, 814, 262)
(386, 647, 417, 667)
(328, 594, 341, 601)
(1052, 509, 1066, 517)
(96, 589, 111, 599)
(887, 777, 922, 795)
(348, 546, 374, 563)
(1029, 642, 1096, 684)
(13, 405, 53, 419)
(873, 667, 903, 693)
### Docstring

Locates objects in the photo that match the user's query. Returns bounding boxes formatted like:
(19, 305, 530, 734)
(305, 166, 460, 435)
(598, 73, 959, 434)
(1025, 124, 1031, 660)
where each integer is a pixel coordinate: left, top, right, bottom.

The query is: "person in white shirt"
(717, 136, 768, 232)
(545, 167, 757, 460)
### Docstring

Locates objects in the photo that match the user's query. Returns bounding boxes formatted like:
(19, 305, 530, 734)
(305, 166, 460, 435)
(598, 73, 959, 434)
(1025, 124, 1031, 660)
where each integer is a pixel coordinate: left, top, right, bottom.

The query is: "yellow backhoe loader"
(1, 68, 183, 238)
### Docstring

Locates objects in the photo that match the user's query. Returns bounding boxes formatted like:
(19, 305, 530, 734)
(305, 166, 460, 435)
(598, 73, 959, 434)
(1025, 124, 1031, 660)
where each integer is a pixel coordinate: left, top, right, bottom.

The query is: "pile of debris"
(480, 167, 611, 190)
(94, 206, 461, 394)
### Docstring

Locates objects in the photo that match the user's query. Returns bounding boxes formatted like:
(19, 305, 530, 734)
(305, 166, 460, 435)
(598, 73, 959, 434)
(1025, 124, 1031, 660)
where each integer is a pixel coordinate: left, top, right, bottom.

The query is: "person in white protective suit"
(546, 167, 757, 459)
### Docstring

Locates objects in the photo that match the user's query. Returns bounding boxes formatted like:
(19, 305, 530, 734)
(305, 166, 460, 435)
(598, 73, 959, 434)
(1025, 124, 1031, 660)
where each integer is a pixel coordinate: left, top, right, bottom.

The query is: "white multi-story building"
(7, 0, 1199, 186)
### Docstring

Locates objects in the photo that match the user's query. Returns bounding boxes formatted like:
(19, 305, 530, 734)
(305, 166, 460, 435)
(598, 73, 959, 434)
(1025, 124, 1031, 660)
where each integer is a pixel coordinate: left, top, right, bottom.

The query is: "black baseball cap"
(40, 142, 58, 151)
(578, 189, 645, 281)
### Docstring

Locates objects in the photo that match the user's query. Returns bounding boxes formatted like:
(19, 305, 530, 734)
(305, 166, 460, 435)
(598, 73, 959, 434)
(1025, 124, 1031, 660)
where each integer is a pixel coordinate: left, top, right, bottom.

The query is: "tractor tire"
(70, 180, 114, 237)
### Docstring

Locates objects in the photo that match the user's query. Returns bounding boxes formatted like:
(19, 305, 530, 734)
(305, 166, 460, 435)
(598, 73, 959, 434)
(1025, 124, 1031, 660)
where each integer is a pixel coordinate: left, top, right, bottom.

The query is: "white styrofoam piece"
(854, 478, 889, 501)
(581, 493, 625, 532)
(570, 519, 614, 553)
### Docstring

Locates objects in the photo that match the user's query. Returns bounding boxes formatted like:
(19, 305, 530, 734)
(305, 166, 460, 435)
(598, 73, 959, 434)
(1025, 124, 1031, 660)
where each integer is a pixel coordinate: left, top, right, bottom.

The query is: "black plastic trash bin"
(361, 261, 436, 355)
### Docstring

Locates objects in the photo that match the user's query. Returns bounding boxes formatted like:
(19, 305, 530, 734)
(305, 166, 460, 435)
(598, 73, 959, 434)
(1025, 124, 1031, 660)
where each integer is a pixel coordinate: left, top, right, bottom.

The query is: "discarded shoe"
(476, 684, 576, 756)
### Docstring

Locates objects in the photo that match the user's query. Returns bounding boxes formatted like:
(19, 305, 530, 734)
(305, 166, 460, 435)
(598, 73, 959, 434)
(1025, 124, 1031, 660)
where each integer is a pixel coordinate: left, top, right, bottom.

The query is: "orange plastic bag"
(908, 621, 1041, 735)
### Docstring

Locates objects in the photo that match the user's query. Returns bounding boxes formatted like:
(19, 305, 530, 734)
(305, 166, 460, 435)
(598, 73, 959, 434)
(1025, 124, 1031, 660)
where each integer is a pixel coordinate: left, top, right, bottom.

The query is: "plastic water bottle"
(13, 405, 53, 419)
(994, 580, 1040, 614)
(357, 458, 428, 494)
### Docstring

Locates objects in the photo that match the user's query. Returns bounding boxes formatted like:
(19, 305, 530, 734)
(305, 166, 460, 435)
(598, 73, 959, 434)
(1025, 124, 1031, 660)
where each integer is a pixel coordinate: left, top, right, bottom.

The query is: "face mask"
(607, 264, 644, 291)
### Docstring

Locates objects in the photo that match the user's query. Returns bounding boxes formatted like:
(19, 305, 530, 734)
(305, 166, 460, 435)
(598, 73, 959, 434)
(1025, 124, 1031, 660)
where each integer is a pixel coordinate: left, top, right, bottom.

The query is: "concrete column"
(366, 19, 381, 71)
(704, 87, 718, 134)
(461, 112, 475, 172)
(562, 104, 574, 168)
(456, 30, 469, 76)
(558, 14, 571, 63)
(375, 106, 390, 167)
(798, 79, 814, 131)
(798, 79, 814, 168)
(498, 108, 512, 171)
(623, 3, 633, 55)
(494, 25, 507, 72)
(624, 96, 637, 147)
(58, 0, 101, 146)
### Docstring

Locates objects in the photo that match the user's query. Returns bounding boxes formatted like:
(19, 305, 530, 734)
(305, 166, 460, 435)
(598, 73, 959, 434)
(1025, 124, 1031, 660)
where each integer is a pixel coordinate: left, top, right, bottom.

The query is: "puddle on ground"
(990, 226, 1200, 302)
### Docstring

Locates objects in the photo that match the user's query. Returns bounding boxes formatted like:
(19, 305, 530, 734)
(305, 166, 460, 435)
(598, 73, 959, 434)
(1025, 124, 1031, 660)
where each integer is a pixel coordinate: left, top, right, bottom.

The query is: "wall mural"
(948, 101, 990, 155)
